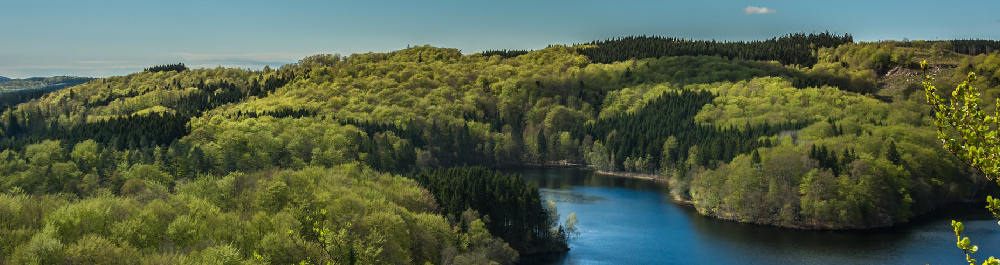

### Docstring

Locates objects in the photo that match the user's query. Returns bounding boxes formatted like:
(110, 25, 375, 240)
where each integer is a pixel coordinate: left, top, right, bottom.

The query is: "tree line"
(0, 89, 53, 113)
(408, 166, 572, 254)
(144, 63, 188, 73)
(578, 32, 854, 67)
(574, 90, 808, 173)
(0, 71, 293, 151)
(480, 49, 531, 59)
(0, 76, 93, 93)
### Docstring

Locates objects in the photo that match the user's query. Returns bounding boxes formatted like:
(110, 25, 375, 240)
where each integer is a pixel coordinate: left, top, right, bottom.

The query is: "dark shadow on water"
(683, 200, 995, 251)
(540, 190, 609, 204)
(519, 251, 568, 265)
(508, 167, 668, 192)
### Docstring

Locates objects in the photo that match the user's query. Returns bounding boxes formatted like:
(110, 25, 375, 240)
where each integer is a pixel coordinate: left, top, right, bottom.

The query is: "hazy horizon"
(3, 0, 998, 79)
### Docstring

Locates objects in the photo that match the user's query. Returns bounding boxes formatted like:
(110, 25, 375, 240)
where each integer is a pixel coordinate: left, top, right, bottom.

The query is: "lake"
(509, 167, 1000, 265)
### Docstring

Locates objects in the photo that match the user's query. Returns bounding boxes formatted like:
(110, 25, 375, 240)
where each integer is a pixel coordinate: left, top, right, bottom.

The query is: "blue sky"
(1, 0, 998, 78)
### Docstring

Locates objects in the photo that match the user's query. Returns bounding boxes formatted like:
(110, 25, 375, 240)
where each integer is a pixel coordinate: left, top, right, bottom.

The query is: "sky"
(1, 0, 998, 79)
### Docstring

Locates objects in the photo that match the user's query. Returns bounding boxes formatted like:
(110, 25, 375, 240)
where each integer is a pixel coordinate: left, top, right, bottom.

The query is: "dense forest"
(0, 90, 57, 113)
(0, 76, 97, 122)
(933, 39, 1000, 56)
(578, 32, 853, 66)
(409, 166, 573, 253)
(144, 63, 189, 73)
(479, 50, 531, 59)
(0, 34, 997, 263)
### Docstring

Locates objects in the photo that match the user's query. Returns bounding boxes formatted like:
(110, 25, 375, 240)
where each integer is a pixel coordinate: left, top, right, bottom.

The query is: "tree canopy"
(0, 33, 994, 263)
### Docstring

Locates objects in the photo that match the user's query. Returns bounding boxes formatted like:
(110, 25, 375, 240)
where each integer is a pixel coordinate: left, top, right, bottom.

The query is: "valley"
(1, 35, 999, 264)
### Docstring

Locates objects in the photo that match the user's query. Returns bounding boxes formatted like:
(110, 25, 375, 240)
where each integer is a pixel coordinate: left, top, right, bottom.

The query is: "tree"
(885, 140, 901, 165)
(922, 60, 1000, 265)
(536, 129, 547, 164)
(70, 140, 100, 173)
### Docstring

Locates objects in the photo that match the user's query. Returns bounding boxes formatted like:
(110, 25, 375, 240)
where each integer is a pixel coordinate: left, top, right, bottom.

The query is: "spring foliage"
(923, 60, 1000, 265)
(0, 34, 993, 263)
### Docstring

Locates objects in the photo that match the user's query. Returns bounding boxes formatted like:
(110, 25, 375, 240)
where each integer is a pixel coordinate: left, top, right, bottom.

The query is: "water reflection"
(541, 190, 609, 204)
(513, 167, 1000, 265)
(513, 167, 669, 192)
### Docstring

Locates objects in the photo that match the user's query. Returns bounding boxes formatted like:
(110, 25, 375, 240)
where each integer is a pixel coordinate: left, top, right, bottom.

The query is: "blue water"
(511, 167, 1000, 265)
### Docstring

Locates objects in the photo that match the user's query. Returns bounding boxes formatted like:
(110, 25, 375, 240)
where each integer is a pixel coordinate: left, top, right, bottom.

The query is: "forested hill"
(0, 35, 997, 263)
(0, 76, 96, 116)
(0, 76, 94, 93)
(579, 32, 854, 66)
(939, 39, 1000, 55)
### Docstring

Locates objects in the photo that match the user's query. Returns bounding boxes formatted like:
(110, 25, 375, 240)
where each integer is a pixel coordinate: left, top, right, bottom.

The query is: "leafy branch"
(923, 60, 1000, 265)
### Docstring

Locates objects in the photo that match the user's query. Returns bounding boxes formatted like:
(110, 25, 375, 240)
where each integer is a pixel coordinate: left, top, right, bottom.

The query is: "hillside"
(0, 76, 96, 115)
(0, 76, 94, 93)
(0, 35, 997, 263)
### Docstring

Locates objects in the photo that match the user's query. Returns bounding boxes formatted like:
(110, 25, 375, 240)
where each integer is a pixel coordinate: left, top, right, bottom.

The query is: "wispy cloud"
(77, 61, 132, 64)
(744, 6, 776, 15)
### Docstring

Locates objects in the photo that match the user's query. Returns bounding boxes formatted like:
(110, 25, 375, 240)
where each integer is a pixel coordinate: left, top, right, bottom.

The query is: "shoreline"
(526, 164, 983, 231)
(522, 161, 669, 182)
(591, 169, 666, 181)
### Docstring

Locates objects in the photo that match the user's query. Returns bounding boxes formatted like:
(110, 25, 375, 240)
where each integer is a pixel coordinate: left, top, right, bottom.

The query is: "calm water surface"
(508, 167, 999, 265)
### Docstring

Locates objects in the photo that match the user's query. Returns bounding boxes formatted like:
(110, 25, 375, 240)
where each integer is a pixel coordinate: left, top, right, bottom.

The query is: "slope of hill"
(0, 36, 995, 263)
(0, 76, 94, 93)
(0, 76, 11, 82)
(0, 76, 96, 113)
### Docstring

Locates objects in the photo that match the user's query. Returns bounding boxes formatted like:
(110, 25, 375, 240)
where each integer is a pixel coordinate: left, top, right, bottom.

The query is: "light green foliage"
(923, 63, 1000, 180)
(10, 225, 63, 265)
(0, 164, 515, 264)
(0, 39, 992, 264)
(96, 88, 186, 117)
(46, 197, 131, 243)
(597, 82, 683, 119)
(112, 199, 174, 249)
(924, 60, 1000, 265)
(450, 211, 518, 265)
(123, 164, 172, 184)
(681, 68, 964, 228)
(1, 140, 90, 194)
(564, 212, 580, 238)
(25, 140, 65, 166)
(63, 234, 139, 265)
(1, 67, 260, 129)
(249, 45, 586, 128)
(0, 45, 608, 264)
(187, 115, 362, 171)
(828, 42, 915, 75)
(692, 143, 807, 225)
(252, 178, 290, 213)
(694, 77, 885, 127)
(71, 139, 100, 173)
(119, 179, 148, 197)
(190, 244, 257, 265)
(166, 215, 201, 248)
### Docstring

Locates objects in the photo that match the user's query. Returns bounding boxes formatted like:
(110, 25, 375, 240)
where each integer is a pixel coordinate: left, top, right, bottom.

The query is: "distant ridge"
(0, 76, 94, 93)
